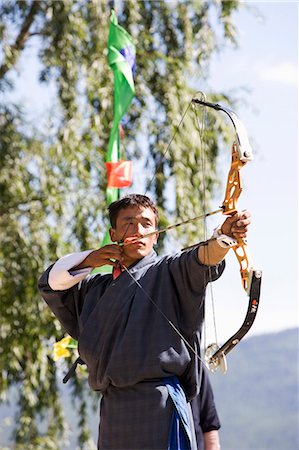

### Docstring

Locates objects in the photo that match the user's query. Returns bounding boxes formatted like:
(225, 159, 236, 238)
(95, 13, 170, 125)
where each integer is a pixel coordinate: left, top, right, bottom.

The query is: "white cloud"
(259, 62, 298, 86)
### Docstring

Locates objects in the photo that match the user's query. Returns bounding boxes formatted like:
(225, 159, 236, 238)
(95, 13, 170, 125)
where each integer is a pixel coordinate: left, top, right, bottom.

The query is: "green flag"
(106, 9, 136, 205)
(94, 10, 136, 274)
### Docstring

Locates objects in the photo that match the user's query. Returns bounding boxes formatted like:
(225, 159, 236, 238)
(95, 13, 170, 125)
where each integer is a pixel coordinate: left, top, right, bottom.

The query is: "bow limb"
(206, 269, 261, 372)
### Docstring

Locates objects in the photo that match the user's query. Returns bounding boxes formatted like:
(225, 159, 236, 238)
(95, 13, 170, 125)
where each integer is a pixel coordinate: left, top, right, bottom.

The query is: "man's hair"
(108, 194, 159, 228)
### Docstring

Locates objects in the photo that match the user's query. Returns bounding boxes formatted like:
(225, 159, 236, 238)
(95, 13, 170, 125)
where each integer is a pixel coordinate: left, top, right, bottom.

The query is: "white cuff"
(48, 250, 94, 291)
(212, 225, 238, 249)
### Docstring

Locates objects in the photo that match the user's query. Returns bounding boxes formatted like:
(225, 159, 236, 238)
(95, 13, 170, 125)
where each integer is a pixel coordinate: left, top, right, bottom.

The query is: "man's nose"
(133, 222, 144, 235)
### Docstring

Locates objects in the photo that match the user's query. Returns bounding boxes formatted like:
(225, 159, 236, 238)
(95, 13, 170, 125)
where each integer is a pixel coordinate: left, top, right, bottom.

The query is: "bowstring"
(120, 262, 207, 367)
(193, 95, 219, 354)
(144, 101, 192, 197)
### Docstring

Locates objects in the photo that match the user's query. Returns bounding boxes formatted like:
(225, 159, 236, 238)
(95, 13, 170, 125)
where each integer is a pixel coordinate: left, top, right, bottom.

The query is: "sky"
(198, 0, 298, 344)
(6, 1, 298, 344)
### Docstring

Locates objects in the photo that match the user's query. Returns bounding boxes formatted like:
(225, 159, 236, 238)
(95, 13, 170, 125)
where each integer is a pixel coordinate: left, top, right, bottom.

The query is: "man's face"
(109, 206, 158, 265)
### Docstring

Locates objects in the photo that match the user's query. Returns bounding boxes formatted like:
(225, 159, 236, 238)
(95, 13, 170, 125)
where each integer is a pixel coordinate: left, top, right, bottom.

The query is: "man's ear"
(153, 232, 159, 245)
(109, 228, 117, 242)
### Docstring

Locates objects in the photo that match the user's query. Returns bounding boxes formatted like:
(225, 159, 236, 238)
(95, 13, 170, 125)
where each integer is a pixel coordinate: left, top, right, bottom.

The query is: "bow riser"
(221, 138, 253, 293)
(233, 242, 252, 293)
(222, 142, 245, 215)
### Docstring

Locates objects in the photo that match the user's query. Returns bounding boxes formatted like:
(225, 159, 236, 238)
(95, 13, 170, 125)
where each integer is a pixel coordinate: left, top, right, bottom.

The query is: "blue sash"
(164, 376, 192, 450)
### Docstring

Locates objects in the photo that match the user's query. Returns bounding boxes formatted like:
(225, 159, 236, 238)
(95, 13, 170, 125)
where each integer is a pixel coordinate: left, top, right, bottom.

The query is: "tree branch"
(0, 1, 41, 80)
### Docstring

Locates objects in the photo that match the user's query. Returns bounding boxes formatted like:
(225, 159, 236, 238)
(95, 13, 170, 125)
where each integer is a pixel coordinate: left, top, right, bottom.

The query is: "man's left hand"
(221, 210, 251, 239)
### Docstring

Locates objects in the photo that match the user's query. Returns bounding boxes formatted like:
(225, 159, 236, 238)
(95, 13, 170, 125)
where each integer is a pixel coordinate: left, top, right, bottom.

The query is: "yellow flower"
(53, 346, 71, 361)
(53, 336, 76, 361)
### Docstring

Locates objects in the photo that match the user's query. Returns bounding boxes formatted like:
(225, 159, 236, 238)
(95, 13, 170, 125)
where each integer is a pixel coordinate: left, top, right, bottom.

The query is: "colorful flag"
(106, 9, 136, 205)
(106, 160, 132, 188)
(95, 10, 136, 270)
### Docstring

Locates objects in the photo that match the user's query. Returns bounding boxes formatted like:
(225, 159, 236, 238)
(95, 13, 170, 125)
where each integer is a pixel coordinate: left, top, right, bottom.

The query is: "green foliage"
(0, 0, 243, 446)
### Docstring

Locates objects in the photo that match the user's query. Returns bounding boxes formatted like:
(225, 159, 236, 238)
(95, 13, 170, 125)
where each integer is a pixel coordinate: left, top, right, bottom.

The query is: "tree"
(0, 0, 242, 447)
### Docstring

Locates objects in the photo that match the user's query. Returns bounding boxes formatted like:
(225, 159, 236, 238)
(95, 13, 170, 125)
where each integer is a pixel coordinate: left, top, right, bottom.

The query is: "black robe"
(38, 248, 225, 449)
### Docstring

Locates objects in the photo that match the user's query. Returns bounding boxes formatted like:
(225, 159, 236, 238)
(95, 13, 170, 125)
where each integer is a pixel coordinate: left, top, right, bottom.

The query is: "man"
(38, 194, 250, 449)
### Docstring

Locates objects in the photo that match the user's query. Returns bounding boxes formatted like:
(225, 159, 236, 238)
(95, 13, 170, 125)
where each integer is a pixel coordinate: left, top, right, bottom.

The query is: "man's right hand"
(71, 245, 124, 270)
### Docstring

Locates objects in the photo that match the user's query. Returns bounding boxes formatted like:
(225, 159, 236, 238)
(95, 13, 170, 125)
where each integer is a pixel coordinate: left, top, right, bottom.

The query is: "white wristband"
(212, 225, 238, 249)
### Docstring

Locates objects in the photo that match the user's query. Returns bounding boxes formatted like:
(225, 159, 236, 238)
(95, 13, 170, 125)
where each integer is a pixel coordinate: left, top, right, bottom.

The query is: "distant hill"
(0, 328, 298, 449)
(209, 328, 299, 450)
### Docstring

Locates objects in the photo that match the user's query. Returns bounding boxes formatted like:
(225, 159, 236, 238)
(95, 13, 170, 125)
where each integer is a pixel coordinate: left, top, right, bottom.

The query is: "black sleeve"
(191, 367, 221, 449)
(167, 247, 225, 299)
(198, 367, 221, 433)
(38, 265, 86, 340)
